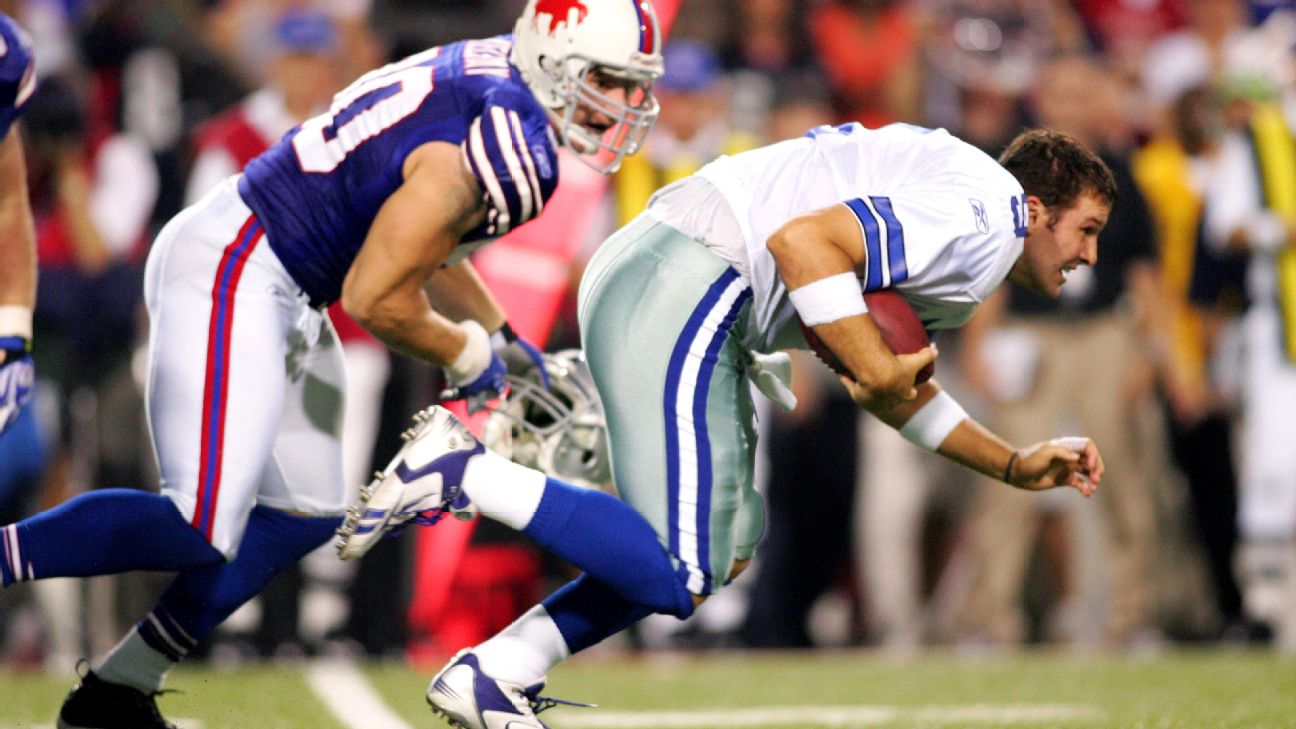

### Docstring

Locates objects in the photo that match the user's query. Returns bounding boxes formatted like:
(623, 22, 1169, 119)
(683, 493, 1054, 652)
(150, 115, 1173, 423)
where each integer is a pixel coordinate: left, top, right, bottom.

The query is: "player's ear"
(1024, 195, 1046, 233)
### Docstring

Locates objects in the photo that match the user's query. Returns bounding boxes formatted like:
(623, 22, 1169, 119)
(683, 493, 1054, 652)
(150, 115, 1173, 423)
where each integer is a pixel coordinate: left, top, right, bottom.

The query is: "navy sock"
(543, 574, 655, 654)
(523, 478, 694, 619)
(138, 505, 341, 658)
(2, 490, 223, 585)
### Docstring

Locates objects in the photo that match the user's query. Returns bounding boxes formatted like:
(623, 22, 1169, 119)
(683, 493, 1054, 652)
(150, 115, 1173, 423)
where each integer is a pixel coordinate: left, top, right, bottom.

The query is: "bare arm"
(340, 141, 488, 366)
(423, 260, 507, 332)
(0, 129, 36, 311)
(767, 204, 936, 409)
(852, 378, 1101, 495)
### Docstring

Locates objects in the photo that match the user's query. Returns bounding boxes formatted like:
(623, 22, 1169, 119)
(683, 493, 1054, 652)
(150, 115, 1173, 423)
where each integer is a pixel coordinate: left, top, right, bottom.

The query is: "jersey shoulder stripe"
(463, 88, 557, 236)
(844, 196, 909, 291)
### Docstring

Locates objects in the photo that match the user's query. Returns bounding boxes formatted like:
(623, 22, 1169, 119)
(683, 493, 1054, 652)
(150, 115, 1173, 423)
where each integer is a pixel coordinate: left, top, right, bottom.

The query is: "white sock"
(463, 449, 547, 531)
(94, 629, 174, 693)
(472, 605, 570, 686)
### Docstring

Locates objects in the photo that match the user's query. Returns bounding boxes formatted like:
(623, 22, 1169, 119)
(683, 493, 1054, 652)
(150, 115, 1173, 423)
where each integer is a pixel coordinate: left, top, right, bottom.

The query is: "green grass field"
(1, 649, 1293, 728)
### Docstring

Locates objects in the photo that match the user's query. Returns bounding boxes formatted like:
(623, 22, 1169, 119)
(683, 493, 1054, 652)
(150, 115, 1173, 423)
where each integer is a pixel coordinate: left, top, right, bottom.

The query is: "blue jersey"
(238, 36, 560, 306)
(0, 13, 36, 139)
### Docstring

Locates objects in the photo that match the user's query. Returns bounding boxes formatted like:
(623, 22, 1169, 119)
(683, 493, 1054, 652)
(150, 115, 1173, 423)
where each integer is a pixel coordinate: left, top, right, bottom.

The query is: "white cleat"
(426, 649, 592, 729)
(335, 406, 482, 560)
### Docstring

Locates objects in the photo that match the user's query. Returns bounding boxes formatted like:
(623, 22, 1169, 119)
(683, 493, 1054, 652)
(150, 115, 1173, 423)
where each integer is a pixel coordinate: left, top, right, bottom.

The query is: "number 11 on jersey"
(1010, 193, 1028, 238)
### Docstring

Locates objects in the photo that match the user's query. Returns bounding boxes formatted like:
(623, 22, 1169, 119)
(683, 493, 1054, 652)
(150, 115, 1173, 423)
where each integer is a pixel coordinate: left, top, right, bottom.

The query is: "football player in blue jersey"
(0, 12, 37, 437)
(337, 125, 1116, 728)
(0, 2, 665, 727)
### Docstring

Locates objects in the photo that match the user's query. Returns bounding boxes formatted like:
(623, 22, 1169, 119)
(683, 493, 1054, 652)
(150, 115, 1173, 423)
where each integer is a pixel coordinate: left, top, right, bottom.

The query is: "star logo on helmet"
(532, 0, 589, 36)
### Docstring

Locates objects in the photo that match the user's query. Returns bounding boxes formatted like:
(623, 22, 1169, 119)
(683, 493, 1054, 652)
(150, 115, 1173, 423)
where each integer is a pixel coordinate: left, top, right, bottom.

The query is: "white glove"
(746, 351, 798, 413)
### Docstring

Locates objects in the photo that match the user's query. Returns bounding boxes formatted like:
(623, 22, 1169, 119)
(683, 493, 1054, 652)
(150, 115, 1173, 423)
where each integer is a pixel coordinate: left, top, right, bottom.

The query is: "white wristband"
(1051, 436, 1089, 452)
(447, 319, 493, 385)
(788, 272, 867, 326)
(0, 306, 33, 340)
(897, 390, 968, 452)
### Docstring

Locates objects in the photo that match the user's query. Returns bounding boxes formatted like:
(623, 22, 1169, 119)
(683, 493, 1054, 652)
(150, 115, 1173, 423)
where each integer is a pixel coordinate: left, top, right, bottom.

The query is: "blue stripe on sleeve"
(845, 198, 883, 291)
(871, 196, 909, 284)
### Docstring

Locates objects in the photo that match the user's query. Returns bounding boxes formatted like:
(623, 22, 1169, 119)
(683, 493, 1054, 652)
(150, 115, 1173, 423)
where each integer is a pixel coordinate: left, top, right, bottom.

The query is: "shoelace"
(140, 689, 182, 725)
(409, 509, 448, 527)
(383, 478, 474, 538)
(525, 690, 596, 716)
(379, 508, 447, 541)
(385, 486, 475, 539)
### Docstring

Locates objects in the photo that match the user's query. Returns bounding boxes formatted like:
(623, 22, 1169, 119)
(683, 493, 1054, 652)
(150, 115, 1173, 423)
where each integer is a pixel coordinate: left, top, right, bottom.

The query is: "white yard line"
(559, 704, 1105, 727)
(305, 659, 415, 729)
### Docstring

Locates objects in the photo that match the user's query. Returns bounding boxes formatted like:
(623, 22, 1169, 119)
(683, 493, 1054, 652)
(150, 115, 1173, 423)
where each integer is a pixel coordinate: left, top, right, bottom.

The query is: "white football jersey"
(654, 123, 1026, 352)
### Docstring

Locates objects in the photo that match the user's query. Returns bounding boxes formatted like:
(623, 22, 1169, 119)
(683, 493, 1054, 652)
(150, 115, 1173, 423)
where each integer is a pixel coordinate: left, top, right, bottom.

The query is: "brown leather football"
(799, 289, 933, 385)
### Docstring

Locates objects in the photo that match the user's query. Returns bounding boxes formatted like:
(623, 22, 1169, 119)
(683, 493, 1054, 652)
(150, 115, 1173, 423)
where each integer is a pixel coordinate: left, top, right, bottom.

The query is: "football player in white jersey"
(337, 124, 1115, 729)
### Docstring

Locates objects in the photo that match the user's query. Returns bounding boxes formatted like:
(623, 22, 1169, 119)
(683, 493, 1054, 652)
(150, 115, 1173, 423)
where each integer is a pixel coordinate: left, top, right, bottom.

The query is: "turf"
(0, 649, 1292, 728)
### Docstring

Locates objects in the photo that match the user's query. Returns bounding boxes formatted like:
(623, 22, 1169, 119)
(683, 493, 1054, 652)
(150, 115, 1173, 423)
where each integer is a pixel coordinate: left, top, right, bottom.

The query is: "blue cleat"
(335, 406, 482, 560)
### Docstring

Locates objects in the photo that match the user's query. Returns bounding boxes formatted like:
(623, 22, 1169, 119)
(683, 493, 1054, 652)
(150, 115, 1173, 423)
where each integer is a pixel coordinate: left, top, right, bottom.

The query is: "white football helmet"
(484, 349, 614, 493)
(512, 0, 664, 173)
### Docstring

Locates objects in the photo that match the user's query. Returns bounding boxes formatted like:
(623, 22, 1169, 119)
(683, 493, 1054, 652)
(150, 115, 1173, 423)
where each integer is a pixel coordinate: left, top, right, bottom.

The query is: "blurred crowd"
(3, 0, 1296, 673)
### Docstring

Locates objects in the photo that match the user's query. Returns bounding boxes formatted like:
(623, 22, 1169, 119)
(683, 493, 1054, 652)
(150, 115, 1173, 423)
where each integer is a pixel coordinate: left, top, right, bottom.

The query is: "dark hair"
(997, 129, 1117, 221)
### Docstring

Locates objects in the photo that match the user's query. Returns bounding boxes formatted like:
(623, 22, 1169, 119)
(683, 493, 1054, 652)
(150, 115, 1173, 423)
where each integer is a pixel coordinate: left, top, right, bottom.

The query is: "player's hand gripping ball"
(799, 289, 934, 385)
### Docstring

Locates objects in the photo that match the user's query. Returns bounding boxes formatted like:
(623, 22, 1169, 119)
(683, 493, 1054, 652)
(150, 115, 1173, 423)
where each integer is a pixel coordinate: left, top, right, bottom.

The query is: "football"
(799, 289, 934, 385)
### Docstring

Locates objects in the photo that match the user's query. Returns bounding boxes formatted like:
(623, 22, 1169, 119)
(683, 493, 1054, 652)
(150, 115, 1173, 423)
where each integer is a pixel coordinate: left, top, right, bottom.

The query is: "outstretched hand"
(1008, 436, 1103, 497)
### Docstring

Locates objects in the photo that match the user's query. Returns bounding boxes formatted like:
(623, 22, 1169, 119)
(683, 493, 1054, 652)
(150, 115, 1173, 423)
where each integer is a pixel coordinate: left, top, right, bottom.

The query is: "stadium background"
(2, 0, 1295, 726)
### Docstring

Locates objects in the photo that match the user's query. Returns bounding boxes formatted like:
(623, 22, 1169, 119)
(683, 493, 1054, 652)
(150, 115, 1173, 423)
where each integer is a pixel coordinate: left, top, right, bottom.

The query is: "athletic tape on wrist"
(448, 320, 493, 384)
(489, 321, 518, 351)
(787, 272, 867, 327)
(0, 306, 33, 340)
(897, 390, 968, 452)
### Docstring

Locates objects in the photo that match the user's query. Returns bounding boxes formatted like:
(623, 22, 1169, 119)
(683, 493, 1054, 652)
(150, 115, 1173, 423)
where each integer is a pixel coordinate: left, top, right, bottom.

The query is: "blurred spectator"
(611, 41, 758, 227)
(762, 69, 834, 143)
(719, 0, 818, 75)
(204, 0, 382, 86)
(919, 0, 1087, 133)
(71, 0, 247, 230)
(186, 7, 342, 203)
(741, 354, 860, 648)
(1074, 0, 1187, 85)
(1195, 68, 1296, 652)
(717, 0, 822, 136)
(953, 80, 1028, 155)
(1132, 84, 1248, 639)
(958, 55, 1164, 650)
(24, 74, 158, 668)
(1142, 0, 1251, 114)
(26, 75, 156, 487)
(809, 0, 922, 126)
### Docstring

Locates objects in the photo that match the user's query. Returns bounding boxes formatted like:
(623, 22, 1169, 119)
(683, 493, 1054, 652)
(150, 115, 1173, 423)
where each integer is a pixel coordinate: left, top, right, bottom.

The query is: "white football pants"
(143, 177, 347, 557)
